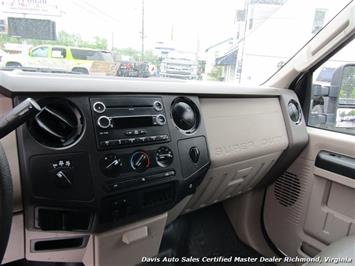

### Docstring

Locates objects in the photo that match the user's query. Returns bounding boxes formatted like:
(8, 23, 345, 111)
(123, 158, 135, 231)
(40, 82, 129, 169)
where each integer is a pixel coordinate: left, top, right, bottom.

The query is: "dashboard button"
(145, 136, 154, 142)
(135, 138, 144, 143)
(110, 140, 120, 146)
(158, 135, 169, 141)
(107, 183, 120, 191)
(189, 146, 200, 163)
(100, 140, 110, 147)
(120, 139, 130, 145)
(125, 130, 133, 136)
(165, 170, 176, 177)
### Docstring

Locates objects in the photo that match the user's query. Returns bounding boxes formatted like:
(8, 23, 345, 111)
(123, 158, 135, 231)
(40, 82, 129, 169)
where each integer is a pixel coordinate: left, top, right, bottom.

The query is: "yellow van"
(2, 45, 117, 75)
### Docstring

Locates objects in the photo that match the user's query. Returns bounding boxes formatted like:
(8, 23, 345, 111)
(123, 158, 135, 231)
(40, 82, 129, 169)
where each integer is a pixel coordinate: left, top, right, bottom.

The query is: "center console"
(16, 95, 210, 232)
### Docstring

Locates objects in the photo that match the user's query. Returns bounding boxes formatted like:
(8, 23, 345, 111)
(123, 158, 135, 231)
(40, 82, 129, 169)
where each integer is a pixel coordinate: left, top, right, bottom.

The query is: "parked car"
(0, 49, 7, 63)
(0, 45, 117, 76)
(160, 52, 198, 79)
(117, 61, 150, 78)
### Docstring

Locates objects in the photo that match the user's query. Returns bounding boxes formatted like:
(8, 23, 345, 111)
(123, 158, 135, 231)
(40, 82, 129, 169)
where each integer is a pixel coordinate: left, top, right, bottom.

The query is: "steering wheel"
(0, 143, 13, 263)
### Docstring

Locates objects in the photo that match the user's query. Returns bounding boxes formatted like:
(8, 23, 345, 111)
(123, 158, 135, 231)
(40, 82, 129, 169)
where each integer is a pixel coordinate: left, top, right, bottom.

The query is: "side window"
(31, 46, 49, 58)
(309, 38, 355, 135)
(51, 47, 66, 59)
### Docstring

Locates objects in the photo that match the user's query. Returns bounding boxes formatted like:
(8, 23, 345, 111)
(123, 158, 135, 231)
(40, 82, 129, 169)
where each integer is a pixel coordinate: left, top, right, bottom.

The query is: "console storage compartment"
(94, 213, 167, 266)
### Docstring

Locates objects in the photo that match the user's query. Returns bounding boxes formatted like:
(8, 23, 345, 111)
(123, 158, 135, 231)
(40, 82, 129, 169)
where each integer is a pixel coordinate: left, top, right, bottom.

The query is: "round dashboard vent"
(28, 98, 84, 148)
(171, 97, 200, 134)
(288, 100, 302, 124)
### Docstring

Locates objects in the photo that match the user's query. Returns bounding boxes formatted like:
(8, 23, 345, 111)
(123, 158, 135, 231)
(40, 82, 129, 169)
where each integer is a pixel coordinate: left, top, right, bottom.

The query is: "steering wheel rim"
(0, 143, 13, 263)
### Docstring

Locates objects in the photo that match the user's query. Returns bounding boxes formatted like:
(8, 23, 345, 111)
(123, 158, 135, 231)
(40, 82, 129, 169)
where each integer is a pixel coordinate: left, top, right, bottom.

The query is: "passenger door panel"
(263, 127, 355, 257)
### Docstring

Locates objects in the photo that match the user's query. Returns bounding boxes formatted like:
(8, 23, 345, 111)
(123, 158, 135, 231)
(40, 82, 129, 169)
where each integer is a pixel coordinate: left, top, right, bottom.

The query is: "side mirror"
(331, 64, 355, 128)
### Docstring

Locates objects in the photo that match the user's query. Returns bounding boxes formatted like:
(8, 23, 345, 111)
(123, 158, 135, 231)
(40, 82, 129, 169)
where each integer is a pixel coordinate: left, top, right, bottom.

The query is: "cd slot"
(112, 116, 154, 129)
(107, 104, 152, 109)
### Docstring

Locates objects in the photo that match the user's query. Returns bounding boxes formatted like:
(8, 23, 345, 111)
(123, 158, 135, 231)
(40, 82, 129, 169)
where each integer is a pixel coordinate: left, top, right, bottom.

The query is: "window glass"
(71, 49, 113, 62)
(309, 38, 355, 135)
(31, 46, 49, 58)
(51, 47, 66, 58)
(0, 0, 351, 81)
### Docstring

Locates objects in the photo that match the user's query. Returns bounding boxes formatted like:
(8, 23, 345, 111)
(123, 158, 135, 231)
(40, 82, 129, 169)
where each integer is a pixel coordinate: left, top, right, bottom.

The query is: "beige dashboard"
(0, 72, 307, 266)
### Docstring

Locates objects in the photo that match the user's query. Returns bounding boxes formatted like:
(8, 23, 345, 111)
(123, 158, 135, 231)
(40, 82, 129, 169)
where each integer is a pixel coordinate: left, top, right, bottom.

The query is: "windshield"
(0, 0, 351, 82)
(70, 49, 114, 62)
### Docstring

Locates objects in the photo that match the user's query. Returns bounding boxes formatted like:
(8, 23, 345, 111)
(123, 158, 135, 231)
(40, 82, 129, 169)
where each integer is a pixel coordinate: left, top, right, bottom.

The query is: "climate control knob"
(97, 116, 111, 129)
(130, 151, 151, 172)
(156, 147, 173, 167)
(100, 154, 123, 177)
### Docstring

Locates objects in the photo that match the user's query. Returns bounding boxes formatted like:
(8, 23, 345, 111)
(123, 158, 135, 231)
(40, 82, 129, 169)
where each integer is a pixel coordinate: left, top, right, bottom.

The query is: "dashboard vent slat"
(28, 98, 84, 148)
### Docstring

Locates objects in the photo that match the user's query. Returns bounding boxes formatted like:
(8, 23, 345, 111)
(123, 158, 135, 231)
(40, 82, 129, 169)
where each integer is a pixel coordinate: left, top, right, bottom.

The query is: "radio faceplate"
(90, 96, 170, 150)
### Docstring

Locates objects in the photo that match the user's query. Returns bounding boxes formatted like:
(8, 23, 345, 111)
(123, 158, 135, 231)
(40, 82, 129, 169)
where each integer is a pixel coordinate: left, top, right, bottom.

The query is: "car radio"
(90, 96, 170, 149)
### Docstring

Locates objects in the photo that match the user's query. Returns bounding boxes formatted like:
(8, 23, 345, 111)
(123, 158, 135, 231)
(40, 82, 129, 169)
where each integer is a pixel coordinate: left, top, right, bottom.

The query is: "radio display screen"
(113, 116, 153, 129)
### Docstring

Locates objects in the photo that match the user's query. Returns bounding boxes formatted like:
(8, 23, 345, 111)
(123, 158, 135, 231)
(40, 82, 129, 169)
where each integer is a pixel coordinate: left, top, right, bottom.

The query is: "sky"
(58, 0, 243, 52)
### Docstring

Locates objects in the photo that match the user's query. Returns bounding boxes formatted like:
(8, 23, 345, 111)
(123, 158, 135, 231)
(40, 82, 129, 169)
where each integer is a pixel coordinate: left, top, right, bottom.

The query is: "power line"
(82, 0, 120, 24)
(71, 2, 106, 21)
(73, 0, 120, 24)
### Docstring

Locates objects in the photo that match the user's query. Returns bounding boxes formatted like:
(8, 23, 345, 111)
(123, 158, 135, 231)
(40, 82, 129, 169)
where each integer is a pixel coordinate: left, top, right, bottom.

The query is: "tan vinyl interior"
(183, 98, 288, 212)
(94, 213, 167, 266)
(263, 127, 355, 259)
(0, 3, 354, 264)
(1, 95, 291, 265)
(0, 96, 22, 212)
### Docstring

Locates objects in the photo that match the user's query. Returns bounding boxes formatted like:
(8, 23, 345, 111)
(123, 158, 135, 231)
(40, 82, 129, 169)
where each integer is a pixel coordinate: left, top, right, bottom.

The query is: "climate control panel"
(100, 146, 174, 177)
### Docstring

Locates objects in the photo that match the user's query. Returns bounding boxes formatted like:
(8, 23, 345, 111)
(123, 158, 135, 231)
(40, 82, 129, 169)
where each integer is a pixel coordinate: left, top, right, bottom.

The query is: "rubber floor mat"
(144, 203, 275, 266)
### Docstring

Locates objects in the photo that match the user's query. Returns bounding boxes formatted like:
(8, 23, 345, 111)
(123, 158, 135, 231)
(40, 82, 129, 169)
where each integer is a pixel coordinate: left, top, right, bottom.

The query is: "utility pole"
(235, 0, 250, 83)
(141, 0, 145, 62)
(170, 24, 174, 41)
(111, 31, 114, 51)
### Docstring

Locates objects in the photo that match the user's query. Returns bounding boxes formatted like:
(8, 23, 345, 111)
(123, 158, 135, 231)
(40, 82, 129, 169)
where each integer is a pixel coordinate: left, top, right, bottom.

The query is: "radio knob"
(93, 101, 106, 113)
(156, 114, 166, 125)
(130, 151, 151, 172)
(153, 101, 163, 111)
(97, 116, 111, 129)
